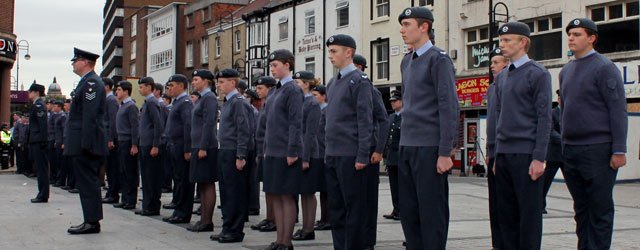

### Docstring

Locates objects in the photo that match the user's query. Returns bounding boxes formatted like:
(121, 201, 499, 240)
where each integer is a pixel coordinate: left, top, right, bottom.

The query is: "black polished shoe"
(248, 209, 260, 216)
(542, 209, 548, 214)
(162, 187, 172, 193)
(134, 209, 160, 216)
(313, 221, 331, 231)
(210, 233, 222, 241)
(383, 212, 398, 220)
(292, 229, 315, 241)
(251, 219, 271, 230)
(68, 189, 79, 193)
(217, 233, 245, 243)
(52, 182, 62, 187)
(102, 197, 119, 204)
(261, 242, 280, 250)
(30, 197, 48, 203)
(164, 216, 190, 224)
(60, 186, 71, 190)
(393, 214, 401, 221)
(258, 221, 277, 232)
(162, 203, 177, 209)
(186, 221, 214, 232)
(276, 244, 294, 250)
(67, 222, 100, 235)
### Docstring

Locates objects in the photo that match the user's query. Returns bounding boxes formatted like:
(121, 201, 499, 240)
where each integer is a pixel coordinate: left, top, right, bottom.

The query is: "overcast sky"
(14, 0, 104, 96)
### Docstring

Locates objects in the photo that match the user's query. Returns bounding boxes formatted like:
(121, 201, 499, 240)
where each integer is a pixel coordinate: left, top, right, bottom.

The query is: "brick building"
(0, 0, 16, 125)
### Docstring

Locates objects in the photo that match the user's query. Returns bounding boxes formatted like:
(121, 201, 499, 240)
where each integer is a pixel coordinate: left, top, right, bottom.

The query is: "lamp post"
(488, 1, 509, 82)
(15, 40, 31, 89)
(217, 11, 235, 69)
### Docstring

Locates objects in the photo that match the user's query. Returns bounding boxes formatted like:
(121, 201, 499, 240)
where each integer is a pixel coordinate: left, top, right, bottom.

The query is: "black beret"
(293, 71, 315, 80)
(216, 68, 241, 79)
(268, 49, 295, 63)
(498, 22, 531, 37)
(116, 80, 132, 89)
(53, 100, 64, 106)
(28, 83, 45, 95)
(46, 99, 53, 104)
(255, 76, 277, 87)
(71, 47, 100, 62)
(167, 74, 189, 85)
(245, 89, 259, 100)
(192, 69, 214, 81)
(154, 83, 164, 91)
(489, 48, 504, 58)
(325, 34, 356, 49)
(237, 80, 248, 91)
(398, 7, 434, 24)
(566, 18, 598, 35)
(312, 85, 326, 95)
(353, 54, 367, 69)
(139, 76, 155, 84)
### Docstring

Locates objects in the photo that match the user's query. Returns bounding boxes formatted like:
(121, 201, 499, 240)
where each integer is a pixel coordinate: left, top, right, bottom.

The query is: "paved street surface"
(1, 169, 639, 250)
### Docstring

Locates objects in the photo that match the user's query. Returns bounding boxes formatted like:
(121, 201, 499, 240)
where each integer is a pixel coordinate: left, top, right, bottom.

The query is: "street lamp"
(488, 1, 509, 83)
(15, 40, 31, 90)
(217, 10, 235, 70)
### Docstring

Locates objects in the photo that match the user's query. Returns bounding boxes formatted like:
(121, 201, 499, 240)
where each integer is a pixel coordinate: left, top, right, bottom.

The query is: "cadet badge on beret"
(193, 70, 198, 75)
(502, 26, 509, 32)
(269, 54, 275, 60)
(328, 36, 334, 43)
(495, 48, 501, 54)
(573, 19, 580, 25)
(295, 73, 300, 78)
(405, 8, 412, 16)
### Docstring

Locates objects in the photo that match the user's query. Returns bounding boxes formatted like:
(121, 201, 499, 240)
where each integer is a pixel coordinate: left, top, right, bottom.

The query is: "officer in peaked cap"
(382, 90, 402, 222)
(65, 47, 107, 235)
(28, 83, 49, 204)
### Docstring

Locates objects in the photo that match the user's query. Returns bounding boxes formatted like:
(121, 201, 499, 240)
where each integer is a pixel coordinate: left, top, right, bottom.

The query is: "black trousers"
(71, 153, 104, 222)
(386, 164, 399, 214)
(168, 143, 193, 219)
(495, 153, 543, 250)
(48, 141, 57, 181)
(364, 149, 380, 247)
(218, 149, 248, 236)
(161, 143, 172, 191)
(398, 146, 449, 250)
(105, 142, 121, 200)
(15, 146, 26, 174)
(118, 141, 139, 205)
(326, 155, 367, 250)
(54, 146, 66, 185)
(542, 161, 564, 210)
(486, 158, 502, 249)
(563, 143, 617, 250)
(30, 143, 49, 200)
(247, 150, 260, 212)
(139, 145, 162, 211)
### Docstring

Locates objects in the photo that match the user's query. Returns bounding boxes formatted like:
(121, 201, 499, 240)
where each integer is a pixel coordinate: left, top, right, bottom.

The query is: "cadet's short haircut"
(102, 77, 115, 89)
(154, 83, 164, 93)
(117, 81, 133, 95)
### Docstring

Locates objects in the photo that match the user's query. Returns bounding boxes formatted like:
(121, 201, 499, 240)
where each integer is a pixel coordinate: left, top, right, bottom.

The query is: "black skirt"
(298, 158, 325, 194)
(189, 148, 218, 183)
(262, 156, 301, 194)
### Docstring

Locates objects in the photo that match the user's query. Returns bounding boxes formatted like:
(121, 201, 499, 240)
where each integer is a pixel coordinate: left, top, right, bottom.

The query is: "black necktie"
(337, 73, 342, 80)
(508, 64, 516, 71)
(276, 82, 282, 88)
(413, 52, 418, 59)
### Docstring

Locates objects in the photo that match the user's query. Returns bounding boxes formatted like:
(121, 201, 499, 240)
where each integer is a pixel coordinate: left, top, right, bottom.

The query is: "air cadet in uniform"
(102, 77, 121, 204)
(12, 113, 25, 174)
(161, 74, 194, 224)
(398, 7, 458, 249)
(291, 71, 322, 241)
(136, 77, 165, 216)
(210, 69, 253, 243)
(154, 83, 172, 195)
(52, 101, 67, 188)
(28, 83, 49, 203)
(112, 81, 139, 210)
(494, 22, 552, 249)
(65, 48, 108, 234)
(261, 49, 303, 250)
(251, 76, 278, 233)
(561, 18, 627, 250)
(383, 91, 402, 221)
(47, 99, 57, 184)
(311, 85, 331, 231)
(353, 54, 390, 249)
(324, 34, 374, 250)
(486, 47, 508, 250)
(188, 69, 218, 233)
(542, 90, 563, 214)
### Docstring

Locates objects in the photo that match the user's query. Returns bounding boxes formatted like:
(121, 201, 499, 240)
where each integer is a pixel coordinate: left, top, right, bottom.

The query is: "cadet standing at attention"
(494, 22, 552, 249)
(561, 18, 627, 250)
(65, 48, 107, 234)
(112, 81, 139, 211)
(324, 34, 374, 250)
(28, 83, 49, 204)
(397, 7, 458, 250)
(102, 77, 121, 205)
(161, 74, 194, 224)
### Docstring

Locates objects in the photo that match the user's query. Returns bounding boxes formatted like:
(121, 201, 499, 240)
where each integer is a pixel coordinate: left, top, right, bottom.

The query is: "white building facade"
(144, 3, 181, 83)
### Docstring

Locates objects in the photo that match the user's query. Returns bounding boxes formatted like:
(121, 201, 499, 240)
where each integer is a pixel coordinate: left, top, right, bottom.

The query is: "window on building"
(151, 16, 173, 39)
(202, 7, 211, 23)
(150, 50, 173, 71)
(520, 15, 563, 61)
(336, 1, 349, 27)
(589, 1, 639, 54)
(130, 40, 136, 60)
(376, 0, 390, 18)
(215, 37, 221, 57)
(235, 30, 241, 52)
(305, 57, 315, 74)
(251, 23, 264, 46)
(418, 0, 434, 6)
(186, 14, 194, 28)
(305, 10, 315, 35)
(130, 63, 136, 77)
(186, 41, 193, 67)
(131, 14, 137, 36)
(279, 16, 288, 40)
(201, 37, 209, 64)
(465, 26, 499, 69)
(373, 39, 389, 80)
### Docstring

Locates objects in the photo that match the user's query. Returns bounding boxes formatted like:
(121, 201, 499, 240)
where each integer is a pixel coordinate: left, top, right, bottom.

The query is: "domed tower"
(47, 77, 63, 99)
